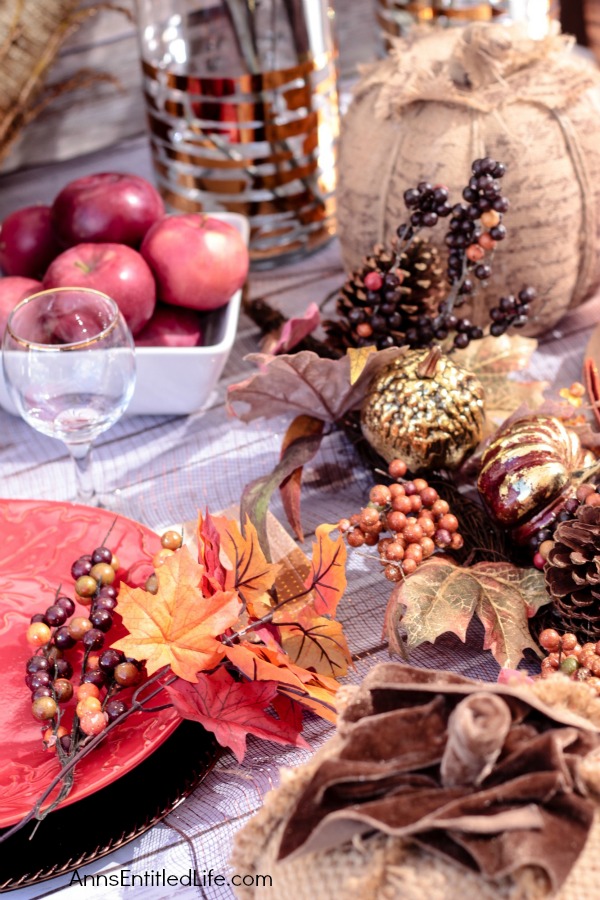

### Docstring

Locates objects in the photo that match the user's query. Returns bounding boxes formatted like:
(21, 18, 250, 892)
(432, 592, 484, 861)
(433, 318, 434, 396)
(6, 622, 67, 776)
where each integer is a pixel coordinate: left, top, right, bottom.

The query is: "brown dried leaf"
(386, 558, 550, 669)
(279, 415, 325, 542)
(240, 428, 325, 560)
(261, 303, 320, 355)
(227, 348, 403, 424)
(454, 333, 538, 375)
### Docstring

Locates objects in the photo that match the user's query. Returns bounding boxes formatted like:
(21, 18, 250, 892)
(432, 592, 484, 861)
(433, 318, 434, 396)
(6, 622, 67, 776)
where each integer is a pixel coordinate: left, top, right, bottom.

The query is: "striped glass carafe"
(136, 0, 339, 267)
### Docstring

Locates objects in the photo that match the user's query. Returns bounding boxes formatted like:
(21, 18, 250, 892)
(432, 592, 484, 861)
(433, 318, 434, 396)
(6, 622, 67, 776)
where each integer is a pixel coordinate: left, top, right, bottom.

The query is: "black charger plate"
(0, 721, 219, 892)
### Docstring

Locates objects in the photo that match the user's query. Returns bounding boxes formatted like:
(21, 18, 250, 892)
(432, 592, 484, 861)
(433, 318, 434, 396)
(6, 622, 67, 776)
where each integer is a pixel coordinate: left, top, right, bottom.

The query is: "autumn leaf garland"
(227, 335, 549, 543)
(114, 512, 351, 761)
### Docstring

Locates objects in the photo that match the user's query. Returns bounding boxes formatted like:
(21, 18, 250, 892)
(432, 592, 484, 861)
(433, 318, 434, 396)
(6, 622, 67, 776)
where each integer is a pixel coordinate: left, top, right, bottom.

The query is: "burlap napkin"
(232, 664, 600, 899)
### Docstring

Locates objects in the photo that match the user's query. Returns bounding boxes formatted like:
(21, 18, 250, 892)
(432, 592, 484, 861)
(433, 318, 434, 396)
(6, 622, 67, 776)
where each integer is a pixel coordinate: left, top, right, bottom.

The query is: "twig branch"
(243, 296, 340, 359)
(0, 666, 174, 845)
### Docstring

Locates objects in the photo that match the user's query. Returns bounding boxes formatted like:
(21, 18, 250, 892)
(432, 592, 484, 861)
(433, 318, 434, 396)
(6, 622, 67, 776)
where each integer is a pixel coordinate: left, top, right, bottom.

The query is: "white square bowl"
(0, 212, 249, 417)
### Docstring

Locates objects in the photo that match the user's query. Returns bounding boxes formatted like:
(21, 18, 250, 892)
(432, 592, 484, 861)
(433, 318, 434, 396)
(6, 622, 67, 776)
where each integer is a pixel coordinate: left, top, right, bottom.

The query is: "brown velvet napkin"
(276, 663, 600, 893)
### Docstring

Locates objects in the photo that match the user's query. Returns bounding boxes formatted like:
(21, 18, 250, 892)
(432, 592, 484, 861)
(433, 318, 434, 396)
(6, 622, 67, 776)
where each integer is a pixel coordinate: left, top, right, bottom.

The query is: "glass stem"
(66, 442, 96, 504)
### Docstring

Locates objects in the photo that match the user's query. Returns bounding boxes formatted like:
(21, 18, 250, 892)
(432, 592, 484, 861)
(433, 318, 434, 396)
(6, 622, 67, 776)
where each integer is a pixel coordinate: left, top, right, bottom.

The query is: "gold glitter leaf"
(453, 334, 548, 436)
(348, 346, 377, 385)
(385, 557, 550, 669)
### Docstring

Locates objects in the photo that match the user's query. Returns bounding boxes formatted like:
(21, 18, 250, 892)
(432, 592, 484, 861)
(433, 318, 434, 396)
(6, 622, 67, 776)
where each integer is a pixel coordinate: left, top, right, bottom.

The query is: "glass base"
(249, 229, 336, 271)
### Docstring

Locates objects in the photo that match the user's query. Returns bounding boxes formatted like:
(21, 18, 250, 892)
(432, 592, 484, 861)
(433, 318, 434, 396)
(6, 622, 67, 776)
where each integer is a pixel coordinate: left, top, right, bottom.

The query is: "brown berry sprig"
(538, 628, 600, 692)
(25, 541, 131, 747)
(406, 160, 540, 351)
(338, 458, 464, 582)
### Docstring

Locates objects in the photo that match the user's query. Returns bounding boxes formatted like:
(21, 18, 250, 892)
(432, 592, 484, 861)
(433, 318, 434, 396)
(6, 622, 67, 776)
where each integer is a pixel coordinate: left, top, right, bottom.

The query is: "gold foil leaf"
(348, 346, 377, 385)
(453, 334, 548, 435)
(385, 558, 550, 669)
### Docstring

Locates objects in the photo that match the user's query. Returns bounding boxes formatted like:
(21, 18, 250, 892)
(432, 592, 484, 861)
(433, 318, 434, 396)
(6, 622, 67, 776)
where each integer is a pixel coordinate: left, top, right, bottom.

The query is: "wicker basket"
(0, 1, 126, 167)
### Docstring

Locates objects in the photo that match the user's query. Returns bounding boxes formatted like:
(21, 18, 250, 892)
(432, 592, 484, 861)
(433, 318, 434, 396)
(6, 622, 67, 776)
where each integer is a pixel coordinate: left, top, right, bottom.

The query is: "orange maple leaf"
(212, 515, 280, 617)
(225, 641, 339, 723)
(112, 545, 241, 682)
(302, 524, 347, 617)
(224, 640, 311, 689)
(279, 616, 352, 678)
(277, 680, 339, 724)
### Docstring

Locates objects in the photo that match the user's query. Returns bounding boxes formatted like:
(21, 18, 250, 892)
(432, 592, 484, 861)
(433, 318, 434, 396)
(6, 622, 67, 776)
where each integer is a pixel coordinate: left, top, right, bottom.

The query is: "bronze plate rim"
(0, 720, 220, 893)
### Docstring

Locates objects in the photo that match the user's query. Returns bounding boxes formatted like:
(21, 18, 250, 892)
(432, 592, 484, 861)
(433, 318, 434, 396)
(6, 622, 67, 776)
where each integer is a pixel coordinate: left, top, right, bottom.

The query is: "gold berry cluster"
(338, 458, 463, 582)
(539, 628, 600, 692)
(144, 528, 184, 593)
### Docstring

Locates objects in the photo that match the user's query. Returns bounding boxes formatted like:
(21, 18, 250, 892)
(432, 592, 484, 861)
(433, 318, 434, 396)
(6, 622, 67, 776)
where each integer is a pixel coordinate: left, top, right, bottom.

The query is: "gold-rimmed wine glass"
(2, 287, 136, 506)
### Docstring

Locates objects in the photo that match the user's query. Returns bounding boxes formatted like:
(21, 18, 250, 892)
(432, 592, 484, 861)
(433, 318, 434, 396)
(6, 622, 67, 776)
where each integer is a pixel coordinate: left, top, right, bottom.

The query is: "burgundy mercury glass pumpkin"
(477, 414, 595, 545)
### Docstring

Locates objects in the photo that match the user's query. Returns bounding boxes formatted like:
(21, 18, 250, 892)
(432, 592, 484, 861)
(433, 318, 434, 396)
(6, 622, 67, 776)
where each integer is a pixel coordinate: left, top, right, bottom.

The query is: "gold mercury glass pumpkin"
(361, 347, 485, 471)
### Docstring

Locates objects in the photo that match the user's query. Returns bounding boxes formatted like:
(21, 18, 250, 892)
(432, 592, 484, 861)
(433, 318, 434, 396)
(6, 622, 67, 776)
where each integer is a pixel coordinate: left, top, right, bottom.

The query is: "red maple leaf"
(197, 510, 226, 592)
(272, 694, 303, 735)
(165, 667, 309, 762)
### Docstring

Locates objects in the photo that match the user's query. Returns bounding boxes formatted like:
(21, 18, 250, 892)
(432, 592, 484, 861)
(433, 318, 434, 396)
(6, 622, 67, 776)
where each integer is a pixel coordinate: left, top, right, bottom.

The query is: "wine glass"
(2, 287, 136, 506)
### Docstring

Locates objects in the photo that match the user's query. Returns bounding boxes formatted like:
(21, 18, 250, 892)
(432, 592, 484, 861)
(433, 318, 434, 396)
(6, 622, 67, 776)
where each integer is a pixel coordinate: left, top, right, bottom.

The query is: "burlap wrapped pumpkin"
(232, 664, 600, 899)
(337, 23, 600, 336)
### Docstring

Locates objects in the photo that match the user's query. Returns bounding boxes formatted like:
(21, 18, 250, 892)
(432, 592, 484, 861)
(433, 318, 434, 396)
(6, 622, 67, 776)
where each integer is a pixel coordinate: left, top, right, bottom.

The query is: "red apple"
(43, 244, 156, 336)
(140, 214, 248, 311)
(51, 173, 165, 248)
(134, 303, 204, 347)
(0, 206, 62, 278)
(0, 277, 42, 338)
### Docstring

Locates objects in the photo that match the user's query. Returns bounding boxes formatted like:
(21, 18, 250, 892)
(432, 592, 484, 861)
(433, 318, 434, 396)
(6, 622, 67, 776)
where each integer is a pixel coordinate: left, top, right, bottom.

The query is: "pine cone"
(545, 504, 600, 642)
(324, 238, 444, 353)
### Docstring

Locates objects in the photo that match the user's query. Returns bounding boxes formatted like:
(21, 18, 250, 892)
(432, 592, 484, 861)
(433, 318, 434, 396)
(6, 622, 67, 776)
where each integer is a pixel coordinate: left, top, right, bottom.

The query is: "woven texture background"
(0, 1, 84, 161)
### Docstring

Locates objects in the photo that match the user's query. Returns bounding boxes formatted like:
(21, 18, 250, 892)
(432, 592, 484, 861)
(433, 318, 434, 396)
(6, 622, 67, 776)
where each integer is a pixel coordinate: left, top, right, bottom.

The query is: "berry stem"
(440, 257, 469, 320)
(392, 226, 422, 268)
(99, 517, 119, 549)
(0, 665, 175, 844)
(222, 583, 314, 644)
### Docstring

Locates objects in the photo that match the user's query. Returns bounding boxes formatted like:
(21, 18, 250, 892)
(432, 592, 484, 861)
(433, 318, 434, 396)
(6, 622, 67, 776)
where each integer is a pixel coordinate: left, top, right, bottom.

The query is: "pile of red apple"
(0, 172, 249, 346)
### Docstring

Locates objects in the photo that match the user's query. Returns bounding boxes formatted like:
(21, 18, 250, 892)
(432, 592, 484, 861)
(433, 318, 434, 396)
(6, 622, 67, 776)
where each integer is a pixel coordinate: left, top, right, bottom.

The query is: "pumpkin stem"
(417, 346, 442, 378)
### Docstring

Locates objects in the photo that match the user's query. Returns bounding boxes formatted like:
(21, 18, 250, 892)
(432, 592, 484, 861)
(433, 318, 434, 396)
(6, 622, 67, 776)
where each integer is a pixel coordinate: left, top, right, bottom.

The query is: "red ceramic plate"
(0, 498, 181, 829)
